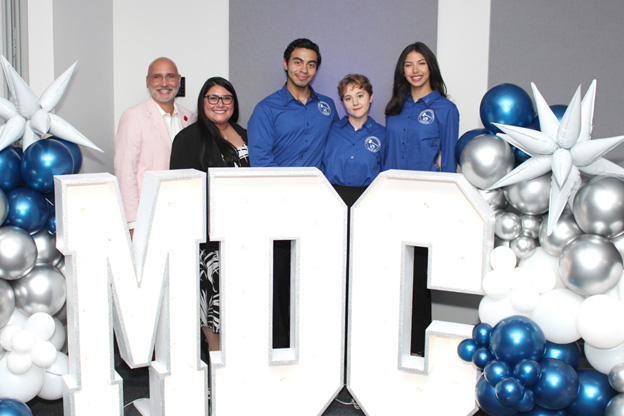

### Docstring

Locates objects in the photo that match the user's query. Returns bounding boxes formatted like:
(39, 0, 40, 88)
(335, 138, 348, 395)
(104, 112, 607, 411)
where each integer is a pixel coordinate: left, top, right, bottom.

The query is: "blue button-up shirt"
(322, 116, 386, 187)
(383, 90, 459, 173)
(248, 84, 338, 168)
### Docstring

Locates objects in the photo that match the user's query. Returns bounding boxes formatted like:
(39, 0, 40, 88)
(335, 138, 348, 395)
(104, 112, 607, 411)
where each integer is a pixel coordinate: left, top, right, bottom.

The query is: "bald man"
(114, 57, 196, 230)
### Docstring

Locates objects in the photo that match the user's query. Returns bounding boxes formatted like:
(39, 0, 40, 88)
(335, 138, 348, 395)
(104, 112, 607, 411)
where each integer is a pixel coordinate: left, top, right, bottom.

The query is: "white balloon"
(510, 286, 540, 312)
(0, 354, 44, 402)
(585, 341, 624, 375)
(31, 340, 57, 368)
(49, 317, 67, 351)
(482, 269, 512, 299)
(0, 324, 20, 351)
(25, 312, 55, 341)
(6, 350, 32, 374)
(6, 308, 28, 327)
(577, 295, 624, 349)
(490, 246, 517, 270)
(518, 247, 565, 289)
(10, 328, 34, 353)
(509, 267, 533, 290)
(531, 288, 583, 344)
(38, 351, 69, 400)
(478, 294, 530, 326)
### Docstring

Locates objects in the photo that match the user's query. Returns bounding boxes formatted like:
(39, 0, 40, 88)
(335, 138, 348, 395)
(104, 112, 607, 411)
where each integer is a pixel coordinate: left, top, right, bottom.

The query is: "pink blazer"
(113, 98, 196, 223)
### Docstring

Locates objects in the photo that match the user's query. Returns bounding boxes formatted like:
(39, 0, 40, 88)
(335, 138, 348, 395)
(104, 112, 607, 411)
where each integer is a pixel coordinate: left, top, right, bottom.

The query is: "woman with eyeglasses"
(170, 76, 249, 353)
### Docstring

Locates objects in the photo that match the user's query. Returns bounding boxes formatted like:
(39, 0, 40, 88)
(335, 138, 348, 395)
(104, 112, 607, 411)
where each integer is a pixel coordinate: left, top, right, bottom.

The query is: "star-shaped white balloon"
(488, 81, 624, 235)
(0, 55, 103, 152)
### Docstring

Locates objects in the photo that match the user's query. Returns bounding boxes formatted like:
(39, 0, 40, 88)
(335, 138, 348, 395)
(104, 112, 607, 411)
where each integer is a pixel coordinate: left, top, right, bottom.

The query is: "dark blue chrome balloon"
(51, 136, 82, 173)
(0, 398, 33, 416)
(566, 369, 616, 416)
(484, 360, 511, 386)
(455, 128, 489, 163)
(518, 405, 567, 415)
(514, 359, 541, 387)
(457, 338, 477, 362)
(496, 377, 525, 407)
(21, 139, 74, 193)
(543, 341, 582, 369)
(480, 83, 536, 134)
(515, 389, 536, 413)
(475, 374, 516, 416)
(533, 358, 579, 410)
(472, 346, 494, 370)
(490, 316, 546, 367)
(5, 187, 49, 233)
(0, 146, 23, 192)
(473, 322, 493, 346)
(513, 146, 531, 166)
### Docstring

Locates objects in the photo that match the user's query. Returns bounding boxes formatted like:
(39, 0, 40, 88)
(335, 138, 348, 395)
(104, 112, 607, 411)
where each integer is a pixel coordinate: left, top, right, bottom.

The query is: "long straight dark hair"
(385, 42, 448, 116)
(196, 76, 241, 169)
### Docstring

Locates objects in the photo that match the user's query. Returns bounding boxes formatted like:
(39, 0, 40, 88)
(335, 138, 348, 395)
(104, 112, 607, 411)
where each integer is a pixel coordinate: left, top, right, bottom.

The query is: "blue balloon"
(484, 360, 511, 386)
(458, 338, 477, 362)
(533, 104, 568, 130)
(490, 316, 546, 367)
(514, 359, 542, 387)
(0, 146, 23, 192)
(455, 128, 489, 163)
(480, 83, 536, 134)
(518, 406, 567, 415)
(515, 389, 536, 413)
(473, 322, 493, 346)
(21, 139, 74, 193)
(513, 146, 531, 166)
(5, 187, 49, 233)
(47, 212, 56, 234)
(533, 358, 579, 410)
(475, 374, 516, 416)
(51, 136, 82, 173)
(472, 346, 494, 370)
(566, 369, 616, 416)
(543, 341, 582, 369)
(496, 377, 525, 407)
(0, 398, 33, 416)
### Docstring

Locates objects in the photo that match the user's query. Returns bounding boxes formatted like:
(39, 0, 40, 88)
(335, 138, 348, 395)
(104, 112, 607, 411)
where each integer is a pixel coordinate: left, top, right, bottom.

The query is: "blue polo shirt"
(248, 84, 338, 168)
(382, 90, 459, 173)
(322, 116, 386, 187)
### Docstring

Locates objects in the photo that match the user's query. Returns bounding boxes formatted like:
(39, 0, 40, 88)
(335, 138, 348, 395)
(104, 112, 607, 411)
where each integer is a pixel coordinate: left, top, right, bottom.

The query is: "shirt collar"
(340, 115, 376, 131)
(153, 99, 179, 117)
(405, 89, 441, 107)
(279, 83, 319, 104)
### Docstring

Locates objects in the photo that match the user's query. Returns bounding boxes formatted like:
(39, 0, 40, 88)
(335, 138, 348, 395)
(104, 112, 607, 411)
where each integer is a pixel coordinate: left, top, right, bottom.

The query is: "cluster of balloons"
(458, 315, 617, 415)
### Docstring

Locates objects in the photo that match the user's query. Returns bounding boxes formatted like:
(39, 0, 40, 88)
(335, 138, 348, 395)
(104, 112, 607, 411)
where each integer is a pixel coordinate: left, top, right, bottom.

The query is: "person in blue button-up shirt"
(383, 42, 459, 173)
(322, 74, 385, 206)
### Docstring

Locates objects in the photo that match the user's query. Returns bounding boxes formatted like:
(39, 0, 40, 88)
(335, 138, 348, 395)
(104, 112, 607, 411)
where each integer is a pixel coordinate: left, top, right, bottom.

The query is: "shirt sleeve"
(113, 110, 142, 223)
(248, 104, 278, 167)
(439, 105, 460, 173)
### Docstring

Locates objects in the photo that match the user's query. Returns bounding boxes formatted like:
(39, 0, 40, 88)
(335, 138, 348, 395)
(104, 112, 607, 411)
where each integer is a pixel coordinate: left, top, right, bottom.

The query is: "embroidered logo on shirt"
(364, 136, 381, 153)
(418, 109, 435, 125)
(318, 101, 332, 116)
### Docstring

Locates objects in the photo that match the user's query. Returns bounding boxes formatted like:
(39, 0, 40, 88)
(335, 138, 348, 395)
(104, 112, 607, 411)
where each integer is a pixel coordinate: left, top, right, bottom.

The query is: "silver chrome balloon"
(32, 229, 63, 267)
(503, 172, 551, 215)
(0, 226, 38, 281)
(460, 134, 515, 190)
(609, 363, 624, 393)
(606, 394, 624, 416)
(0, 188, 7, 224)
(479, 188, 508, 211)
(573, 176, 624, 238)
(539, 212, 584, 256)
(0, 279, 15, 327)
(559, 234, 623, 296)
(11, 265, 66, 316)
(510, 235, 537, 259)
(495, 211, 522, 240)
(520, 215, 543, 239)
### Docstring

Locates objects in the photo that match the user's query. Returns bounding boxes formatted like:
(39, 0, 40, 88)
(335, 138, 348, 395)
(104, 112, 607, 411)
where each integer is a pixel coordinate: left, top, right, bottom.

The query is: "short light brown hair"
(337, 74, 373, 100)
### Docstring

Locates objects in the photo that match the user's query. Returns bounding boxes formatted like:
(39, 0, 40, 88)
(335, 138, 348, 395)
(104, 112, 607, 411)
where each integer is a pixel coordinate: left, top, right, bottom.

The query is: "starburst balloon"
(488, 81, 624, 235)
(0, 55, 103, 152)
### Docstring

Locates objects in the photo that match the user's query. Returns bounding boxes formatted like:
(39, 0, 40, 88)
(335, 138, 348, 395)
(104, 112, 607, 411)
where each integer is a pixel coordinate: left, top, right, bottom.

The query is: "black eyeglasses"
(204, 94, 234, 105)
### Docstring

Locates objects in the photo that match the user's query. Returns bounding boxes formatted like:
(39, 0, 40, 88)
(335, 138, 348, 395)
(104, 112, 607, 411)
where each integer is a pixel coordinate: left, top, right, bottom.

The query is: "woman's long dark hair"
(196, 76, 241, 169)
(385, 42, 447, 116)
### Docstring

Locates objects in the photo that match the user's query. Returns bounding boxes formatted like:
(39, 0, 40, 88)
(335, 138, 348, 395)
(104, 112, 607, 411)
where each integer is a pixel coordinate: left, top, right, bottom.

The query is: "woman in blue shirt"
(383, 42, 459, 173)
(322, 74, 385, 207)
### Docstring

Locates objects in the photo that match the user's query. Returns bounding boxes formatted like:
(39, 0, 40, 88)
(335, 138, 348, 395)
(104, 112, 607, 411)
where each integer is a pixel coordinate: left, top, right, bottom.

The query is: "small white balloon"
(478, 294, 529, 326)
(585, 341, 624, 375)
(482, 269, 512, 299)
(0, 324, 20, 351)
(531, 288, 583, 344)
(49, 317, 67, 351)
(7, 308, 28, 327)
(10, 328, 34, 353)
(509, 267, 533, 290)
(0, 354, 45, 402)
(490, 246, 517, 270)
(25, 312, 55, 341)
(38, 351, 69, 400)
(529, 268, 559, 294)
(6, 350, 32, 375)
(577, 295, 624, 349)
(510, 286, 540, 312)
(31, 340, 57, 367)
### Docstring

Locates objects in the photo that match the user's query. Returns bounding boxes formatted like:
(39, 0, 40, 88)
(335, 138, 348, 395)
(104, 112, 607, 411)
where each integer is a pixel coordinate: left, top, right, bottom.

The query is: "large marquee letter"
(55, 171, 208, 416)
(348, 171, 494, 415)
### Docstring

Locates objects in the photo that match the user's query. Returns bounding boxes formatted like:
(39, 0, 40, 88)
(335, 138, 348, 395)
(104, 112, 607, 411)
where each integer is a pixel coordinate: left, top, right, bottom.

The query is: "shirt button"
(350, 156, 354, 159)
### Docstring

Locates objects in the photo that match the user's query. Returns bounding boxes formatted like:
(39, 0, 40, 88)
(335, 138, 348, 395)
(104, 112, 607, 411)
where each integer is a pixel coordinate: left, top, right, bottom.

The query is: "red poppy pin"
(184, 115, 188, 121)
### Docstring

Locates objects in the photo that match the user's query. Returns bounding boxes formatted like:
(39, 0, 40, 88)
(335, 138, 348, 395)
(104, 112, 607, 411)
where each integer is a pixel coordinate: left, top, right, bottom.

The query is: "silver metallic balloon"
(520, 215, 543, 239)
(573, 176, 624, 238)
(479, 188, 508, 211)
(0, 279, 15, 327)
(609, 363, 624, 393)
(0, 226, 38, 281)
(495, 211, 522, 240)
(510, 235, 537, 259)
(11, 265, 66, 316)
(559, 234, 623, 296)
(606, 393, 624, 416)
(33, 229, 63, 267)
(539, 212, 584, 256)
(0, 188, 7, 224)
(460, 134, 515, 189)
(503, 172, 551, 215)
